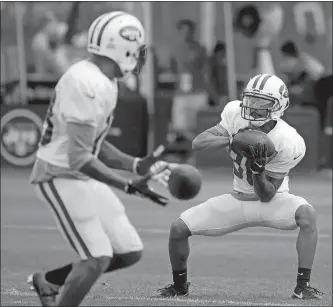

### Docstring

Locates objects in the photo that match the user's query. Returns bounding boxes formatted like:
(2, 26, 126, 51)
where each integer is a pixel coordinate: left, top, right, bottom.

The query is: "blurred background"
(1, 1, 332, 173)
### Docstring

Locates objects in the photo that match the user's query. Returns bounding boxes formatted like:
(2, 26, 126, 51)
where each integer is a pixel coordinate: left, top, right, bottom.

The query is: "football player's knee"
(170, 218, 191, 240)
(295, 205, 317, 230)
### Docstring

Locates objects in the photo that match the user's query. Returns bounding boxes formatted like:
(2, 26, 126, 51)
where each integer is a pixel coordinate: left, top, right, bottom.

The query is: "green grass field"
(1, 168, 332, 306)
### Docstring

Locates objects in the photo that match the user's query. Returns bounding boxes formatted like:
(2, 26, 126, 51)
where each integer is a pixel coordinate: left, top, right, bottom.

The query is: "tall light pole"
(14, 2, 28, 104)
(223, 2, 237, 100)
(141, 2, 155, 152)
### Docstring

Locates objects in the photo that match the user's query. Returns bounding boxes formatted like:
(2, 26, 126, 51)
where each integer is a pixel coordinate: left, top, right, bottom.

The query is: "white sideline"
(1, 288, 296, 306)
(1, 224, 331, 239)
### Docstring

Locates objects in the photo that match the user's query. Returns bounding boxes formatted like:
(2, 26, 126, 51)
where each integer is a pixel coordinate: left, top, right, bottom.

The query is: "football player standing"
(28, 12, 166, 307)
(157, 74, 323, 300)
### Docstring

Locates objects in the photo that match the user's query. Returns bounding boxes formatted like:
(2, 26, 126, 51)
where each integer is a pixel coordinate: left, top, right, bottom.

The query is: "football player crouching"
(157, 74, 323, 300)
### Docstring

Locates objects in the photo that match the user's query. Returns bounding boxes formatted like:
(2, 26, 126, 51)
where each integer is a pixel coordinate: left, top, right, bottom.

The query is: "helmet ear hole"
(126, 51, 130, 57)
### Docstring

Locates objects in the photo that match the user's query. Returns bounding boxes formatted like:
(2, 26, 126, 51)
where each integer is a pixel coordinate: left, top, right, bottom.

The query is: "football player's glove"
(134, 145, 166, 176)
(126, 160, 169, 206)
(126, 179, 168, 206)
(249, 142, 268, 174)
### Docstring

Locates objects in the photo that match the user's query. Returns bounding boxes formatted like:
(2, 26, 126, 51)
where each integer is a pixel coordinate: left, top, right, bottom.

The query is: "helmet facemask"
(117, 44, 147, 81)
(241, 94, 280, 126)
(133, 45, 147, 75)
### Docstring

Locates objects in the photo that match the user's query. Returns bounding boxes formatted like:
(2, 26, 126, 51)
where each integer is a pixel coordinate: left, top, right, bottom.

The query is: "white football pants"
(180, 192, 311, 236)
(34, 178, 143, 259)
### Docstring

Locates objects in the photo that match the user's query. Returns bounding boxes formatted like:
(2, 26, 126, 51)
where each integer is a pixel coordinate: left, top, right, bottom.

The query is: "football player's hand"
(125, 162, 169, 206)
(126, 178, 168, 206)
(150, 161, 179, 188)
(248, 143, 268, 174)
(135, 145, 166, 175)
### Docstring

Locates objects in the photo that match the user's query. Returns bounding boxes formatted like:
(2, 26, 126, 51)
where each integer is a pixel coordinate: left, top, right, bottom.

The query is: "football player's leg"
(295, 204, 317, 273)
(258, 193, 322, 299)
(33, 182, 143, 291)
(159, 194, 251, 297)
(35, 179, 113, 306)
(294, 202, 322, 299)
(93, 181, 143, 272)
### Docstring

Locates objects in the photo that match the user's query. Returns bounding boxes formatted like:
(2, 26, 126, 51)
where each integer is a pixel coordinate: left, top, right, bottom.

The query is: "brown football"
(232, 129, 275, 159)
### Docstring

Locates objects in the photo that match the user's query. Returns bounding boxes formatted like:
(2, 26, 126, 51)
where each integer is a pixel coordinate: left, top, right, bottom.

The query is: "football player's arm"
(192, 101, 235, 151)
(253, 141, 306, 202)
(252, 171, 286, 203)
(63, 78, 130, 190)
(192, 124, 230, 151)
(98, 140, 138, 173)
(67, 122, 129, 191)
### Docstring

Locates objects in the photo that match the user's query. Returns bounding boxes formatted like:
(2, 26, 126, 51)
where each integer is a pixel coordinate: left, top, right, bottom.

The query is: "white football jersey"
(220, 100, 306, 194)
(37, 59, 118, 168)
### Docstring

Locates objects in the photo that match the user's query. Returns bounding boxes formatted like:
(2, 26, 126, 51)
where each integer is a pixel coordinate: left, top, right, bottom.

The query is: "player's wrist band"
(132, 158, 141, 174)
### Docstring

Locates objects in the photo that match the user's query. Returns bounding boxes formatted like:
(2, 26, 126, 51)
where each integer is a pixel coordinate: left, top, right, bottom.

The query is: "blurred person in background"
(31, 2, 83, 78)
(279, 41, 325, 107)
(170, 19, 207, 94)
(314, 74, 333, 131)
(31, 11, 68, 76)
(208, 41, 228, 107)
(168, 19, 218, 144)
(314, 74, 333, 171)
(280, 40, 331, 171)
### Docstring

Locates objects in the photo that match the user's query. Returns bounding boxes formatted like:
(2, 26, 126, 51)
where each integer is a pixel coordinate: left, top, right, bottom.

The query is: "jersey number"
(229, 148, 253, 186)
(40, 91, 56, 146)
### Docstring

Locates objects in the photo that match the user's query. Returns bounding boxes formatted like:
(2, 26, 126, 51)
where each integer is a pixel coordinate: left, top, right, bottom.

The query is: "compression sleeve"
(67, 122, 97, 170)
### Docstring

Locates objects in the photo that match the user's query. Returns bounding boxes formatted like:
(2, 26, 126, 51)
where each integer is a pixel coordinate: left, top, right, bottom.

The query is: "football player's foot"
(27, 273, 60, 306)
(292, 282, 323, 300)
(157, 282, 190, 297)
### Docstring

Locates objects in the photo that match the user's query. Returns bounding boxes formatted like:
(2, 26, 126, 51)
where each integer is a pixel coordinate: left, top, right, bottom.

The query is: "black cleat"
(157, 282, 190, 297)
(27, 273, 60, 306)
(292, 282, 323, 300)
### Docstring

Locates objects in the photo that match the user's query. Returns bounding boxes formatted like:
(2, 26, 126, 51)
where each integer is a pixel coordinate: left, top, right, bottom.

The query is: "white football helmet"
(87, 11, 146, 75)
(241, 74, 290, 127)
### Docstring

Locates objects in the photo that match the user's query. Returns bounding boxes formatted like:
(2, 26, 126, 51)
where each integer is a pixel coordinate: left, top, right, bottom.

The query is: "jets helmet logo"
(120, 26, 141, 42)
(279, 84, 289, 98)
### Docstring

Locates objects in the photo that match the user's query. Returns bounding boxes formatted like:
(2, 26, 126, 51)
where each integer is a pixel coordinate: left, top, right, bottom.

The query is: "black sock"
(297, 268, 311, 286)
(45, 263, 73, 286)
(172, 269, 187, 287)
